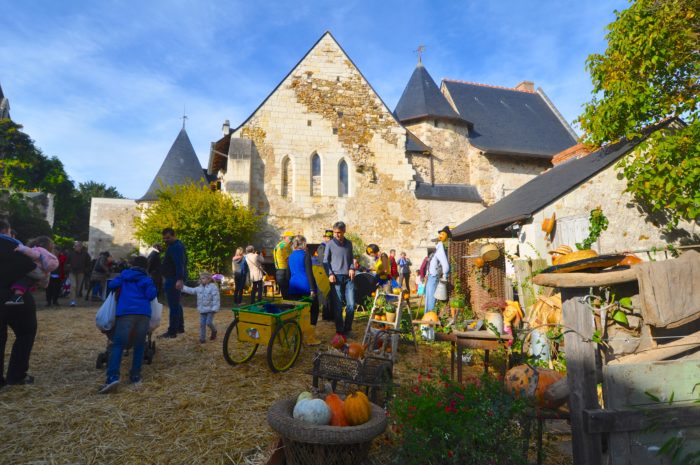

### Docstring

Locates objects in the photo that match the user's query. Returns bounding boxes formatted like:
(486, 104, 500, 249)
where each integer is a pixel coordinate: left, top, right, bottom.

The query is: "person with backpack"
(231, 247, 246, 305)
(424, 226, 451, 315)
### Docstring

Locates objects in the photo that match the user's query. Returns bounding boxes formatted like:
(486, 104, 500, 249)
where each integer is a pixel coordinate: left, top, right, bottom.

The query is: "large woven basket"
(267, 397, 387, 465)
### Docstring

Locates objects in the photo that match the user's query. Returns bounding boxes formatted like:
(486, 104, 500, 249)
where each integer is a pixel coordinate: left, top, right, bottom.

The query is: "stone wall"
(217, 33, 484, 259)
(88, 198, 140, 259)
(517, 158, 698, 262)
(405, 120, 471, 185)
(470, 153, 550, 205)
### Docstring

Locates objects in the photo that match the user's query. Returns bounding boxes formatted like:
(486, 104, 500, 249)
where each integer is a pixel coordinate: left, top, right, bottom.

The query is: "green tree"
(0, 191, 52, 242)
(577, 0, 700, 227)
(134, 183, 261, 277)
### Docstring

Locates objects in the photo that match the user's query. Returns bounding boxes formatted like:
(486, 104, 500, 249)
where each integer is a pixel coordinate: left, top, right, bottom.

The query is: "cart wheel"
(95, 352, 107, 370)
(223, 318, 258, 366)
(267, 320, 302, 373)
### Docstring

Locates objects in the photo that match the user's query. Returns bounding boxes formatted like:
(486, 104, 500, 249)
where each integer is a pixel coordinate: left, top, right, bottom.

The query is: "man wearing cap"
(424, 226, 451, 314)
(274, 231, 294, 300)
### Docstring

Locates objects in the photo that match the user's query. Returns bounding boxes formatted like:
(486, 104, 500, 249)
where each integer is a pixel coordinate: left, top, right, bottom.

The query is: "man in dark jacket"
(0, 219, 39, 387)
(159, 228, 187, 338)
(66, 241, 91, 307)
(146, 244, 163, 297)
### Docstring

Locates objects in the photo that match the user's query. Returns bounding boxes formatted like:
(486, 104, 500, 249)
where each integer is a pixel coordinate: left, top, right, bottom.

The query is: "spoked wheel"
(223, 318, 258, 365)
(267, 320, 302, 373)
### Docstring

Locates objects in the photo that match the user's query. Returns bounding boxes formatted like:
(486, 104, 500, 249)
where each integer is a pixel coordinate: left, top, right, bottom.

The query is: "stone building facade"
(209, 32, 576, 256)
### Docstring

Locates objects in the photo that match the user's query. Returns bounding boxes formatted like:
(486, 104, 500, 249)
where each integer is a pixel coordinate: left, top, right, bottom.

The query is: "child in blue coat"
(99, 255, 157, 394)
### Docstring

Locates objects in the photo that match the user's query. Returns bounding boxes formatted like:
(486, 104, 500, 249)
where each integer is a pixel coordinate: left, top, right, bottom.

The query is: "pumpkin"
(296, 391, 313, 404)
(620, 255, 642, 266)
(474, 257, 485, 268)
(331, 333, 346, 350)
(505, 364, 564, 409)
(422, 311, 439, 324)
(347, 342, 365, 360)
(324, 393, 349, 426)
(293, 398, 332, 425)
(343, 391, 372, 426)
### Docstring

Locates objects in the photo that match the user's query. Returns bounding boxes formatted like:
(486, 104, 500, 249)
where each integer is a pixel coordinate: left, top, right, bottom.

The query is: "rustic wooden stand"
(434, 330, 512, 381)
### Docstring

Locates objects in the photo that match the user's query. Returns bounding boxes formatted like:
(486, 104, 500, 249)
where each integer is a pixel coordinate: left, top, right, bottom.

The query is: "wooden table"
(434, 330, 513, 382)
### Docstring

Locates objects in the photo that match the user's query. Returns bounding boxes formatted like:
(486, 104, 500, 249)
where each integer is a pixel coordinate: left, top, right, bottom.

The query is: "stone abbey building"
(90, 31, 577, 259)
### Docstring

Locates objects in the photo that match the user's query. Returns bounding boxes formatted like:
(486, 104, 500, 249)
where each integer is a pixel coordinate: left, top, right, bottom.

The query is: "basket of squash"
(267, 390, 387, 465)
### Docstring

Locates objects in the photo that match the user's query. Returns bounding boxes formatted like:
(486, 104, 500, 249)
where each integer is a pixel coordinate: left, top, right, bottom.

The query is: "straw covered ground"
(0, 295, 572, 465)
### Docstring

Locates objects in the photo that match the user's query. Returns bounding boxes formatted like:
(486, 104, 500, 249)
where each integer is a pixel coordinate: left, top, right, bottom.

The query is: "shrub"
(389, 371, 528, 465)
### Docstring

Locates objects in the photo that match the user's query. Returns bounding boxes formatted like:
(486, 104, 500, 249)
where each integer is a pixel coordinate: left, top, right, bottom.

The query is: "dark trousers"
(233, 272, 245, 304)
(150, 273, 162, 298)
(46, 277, 62, 305)
(399, 272, 411, 291)
(276, 269, 289, 299)
(0, 292, 37, 384)
(330, 275, 355, 334)
(250, 280, 263, 304)
(289, 293, 320, 325)
(165, 277, 184, 335)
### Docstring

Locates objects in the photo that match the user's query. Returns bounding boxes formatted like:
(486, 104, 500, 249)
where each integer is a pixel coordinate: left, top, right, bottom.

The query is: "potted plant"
(449, 277, 467, 318)
(381, 296, 397, 323)
(481, 299, 506, 334)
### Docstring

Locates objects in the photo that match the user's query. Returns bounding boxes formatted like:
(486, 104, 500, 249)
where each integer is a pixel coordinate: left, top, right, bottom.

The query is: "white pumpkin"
(293, 398, 331, 425)
(296, 391, 313, 404)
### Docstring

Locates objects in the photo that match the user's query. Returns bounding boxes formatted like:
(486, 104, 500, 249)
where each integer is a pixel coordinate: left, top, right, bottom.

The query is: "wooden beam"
(533, 268, 637, 288)
(584, 405, 700, 433)
(607, 332, 700, 365)
(562, 288, 604, 465)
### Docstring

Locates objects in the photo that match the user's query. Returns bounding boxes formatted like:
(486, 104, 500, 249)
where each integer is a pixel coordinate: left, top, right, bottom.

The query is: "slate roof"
(451, 119, 678, 240)
(394, 63, 465, 124)
(139, 128, 206, 202)
(414, 182, 482, 203)
(442, 80, 577, 159)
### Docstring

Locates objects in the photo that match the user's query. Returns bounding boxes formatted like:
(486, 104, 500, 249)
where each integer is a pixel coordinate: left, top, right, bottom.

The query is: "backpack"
(239, 256, 249, 276)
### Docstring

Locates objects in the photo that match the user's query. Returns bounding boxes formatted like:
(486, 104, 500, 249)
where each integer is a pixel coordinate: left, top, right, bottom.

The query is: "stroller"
(95, 327, 157, 369)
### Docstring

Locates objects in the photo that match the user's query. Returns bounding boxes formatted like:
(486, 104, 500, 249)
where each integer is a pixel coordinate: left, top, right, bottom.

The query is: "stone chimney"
(222, 119, 230, 136)
(514, 81, 534, 92)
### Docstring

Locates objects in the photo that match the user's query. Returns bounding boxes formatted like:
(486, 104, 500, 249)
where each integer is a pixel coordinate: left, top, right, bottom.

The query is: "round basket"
(267, 397, 387, 465)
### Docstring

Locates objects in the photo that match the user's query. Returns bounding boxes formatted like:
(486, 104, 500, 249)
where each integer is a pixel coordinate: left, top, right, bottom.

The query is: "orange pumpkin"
(620, 255, 642, 266)
(343, 391, 372, 426)
(325, 393, 349, 427)
(474, 257, 485, 268)
(347, 342, 365, 360)
(505, 365, 564, 409)
(422, 311, 439, 323)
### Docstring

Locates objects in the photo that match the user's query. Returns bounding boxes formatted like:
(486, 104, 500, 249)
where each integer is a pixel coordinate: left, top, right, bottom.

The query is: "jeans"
(165, 277, 184, 335)
(275, 269, 289, 299)
(250, 280, 263, 304)
(233, 272, 245, 304)
(330, 274, 355, 334)
(0, 292, 37, 384)
(199, 312, 216, 341)
(424, 273, 439, 313)
(106, 314, 149, 383)
(69, 272, 84, 301)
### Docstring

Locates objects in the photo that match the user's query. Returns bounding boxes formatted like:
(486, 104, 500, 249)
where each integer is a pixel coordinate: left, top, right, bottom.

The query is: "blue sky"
(1, 0, 628, 199)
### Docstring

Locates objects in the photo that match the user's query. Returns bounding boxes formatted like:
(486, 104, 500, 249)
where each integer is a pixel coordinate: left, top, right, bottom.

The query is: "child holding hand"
(182, 272, 220, 343)
(7, 236, 59, 306)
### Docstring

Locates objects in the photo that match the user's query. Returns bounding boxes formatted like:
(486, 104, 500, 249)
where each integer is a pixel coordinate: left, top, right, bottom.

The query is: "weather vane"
(414, 45, 426, 63)
(181, 106, 188, 129)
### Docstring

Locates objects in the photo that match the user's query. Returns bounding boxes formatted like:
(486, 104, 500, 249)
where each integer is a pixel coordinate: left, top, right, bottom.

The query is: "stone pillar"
(224, 138, 254, 206)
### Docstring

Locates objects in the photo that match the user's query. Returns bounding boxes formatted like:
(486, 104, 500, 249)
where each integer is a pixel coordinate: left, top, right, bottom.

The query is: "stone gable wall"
(88, 198, 140, 259)
(405, 121, 472, 185)
(470, 154, 550, 205)
(219, 34, 483, 256)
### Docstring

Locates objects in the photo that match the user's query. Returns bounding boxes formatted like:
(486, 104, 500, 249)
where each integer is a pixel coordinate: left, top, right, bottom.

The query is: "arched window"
(281, 156, 291, 198)
(311, 153, 321, 196)
(338, 159, 349, 197)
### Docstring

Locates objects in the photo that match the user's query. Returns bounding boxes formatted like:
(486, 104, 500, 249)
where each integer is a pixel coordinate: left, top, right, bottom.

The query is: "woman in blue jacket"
(287, 235, 320, 346)
(100, 255, 157, 394)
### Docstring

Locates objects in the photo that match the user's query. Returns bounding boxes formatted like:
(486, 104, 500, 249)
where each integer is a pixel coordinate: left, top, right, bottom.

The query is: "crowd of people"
(1, 218, 451, 394)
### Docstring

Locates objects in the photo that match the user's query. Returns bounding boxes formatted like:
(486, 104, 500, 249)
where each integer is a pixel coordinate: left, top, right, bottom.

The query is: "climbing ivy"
(576, 208, 609, 251)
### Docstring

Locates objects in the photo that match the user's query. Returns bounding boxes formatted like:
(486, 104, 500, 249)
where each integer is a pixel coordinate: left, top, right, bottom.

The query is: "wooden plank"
(607, 332, 700, 365)
(513, 259, 532, 310)
(533, 268, 637, 288)
(561, 288, 603, 465)
(584, 406, 700, 434)
(453, 330, 513, 341)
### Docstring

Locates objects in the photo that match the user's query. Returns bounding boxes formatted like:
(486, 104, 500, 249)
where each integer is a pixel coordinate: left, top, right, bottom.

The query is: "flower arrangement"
(389, 369, 528, 464)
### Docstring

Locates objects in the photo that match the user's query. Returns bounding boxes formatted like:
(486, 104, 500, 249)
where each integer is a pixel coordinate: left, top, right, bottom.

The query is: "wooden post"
(562, 287, 603, 465)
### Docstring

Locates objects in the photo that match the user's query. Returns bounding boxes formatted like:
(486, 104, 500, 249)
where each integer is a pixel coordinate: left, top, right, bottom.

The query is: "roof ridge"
(442, 78, 535, 94)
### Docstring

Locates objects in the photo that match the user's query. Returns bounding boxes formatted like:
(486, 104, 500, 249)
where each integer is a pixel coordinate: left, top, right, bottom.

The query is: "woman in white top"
(245, 246, 266, 304)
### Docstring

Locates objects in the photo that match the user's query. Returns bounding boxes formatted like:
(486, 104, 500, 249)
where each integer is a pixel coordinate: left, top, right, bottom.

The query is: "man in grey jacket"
(323, 221, 356, 336)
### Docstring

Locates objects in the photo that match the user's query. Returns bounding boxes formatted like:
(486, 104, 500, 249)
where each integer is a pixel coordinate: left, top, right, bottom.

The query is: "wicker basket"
(267, 397, 387, 465)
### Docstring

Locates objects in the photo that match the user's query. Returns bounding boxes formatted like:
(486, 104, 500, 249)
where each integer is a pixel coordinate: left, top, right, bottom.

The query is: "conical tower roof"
(394, 62, 464, 124)
(139, 128, 206, 202)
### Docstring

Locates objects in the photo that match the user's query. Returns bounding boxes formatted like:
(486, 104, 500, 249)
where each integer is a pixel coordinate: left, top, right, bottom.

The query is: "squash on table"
(347, 342, 365, 360)
(343, 391, 372, 426)
(325, 393, 349, 427)
(505, 364, 564, 409)
(422, 311, 439, 324)
(293, 398, 332, 425)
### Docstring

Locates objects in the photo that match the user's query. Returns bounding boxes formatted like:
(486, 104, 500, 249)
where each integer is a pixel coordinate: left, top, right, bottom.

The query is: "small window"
(281, 156, 292, 198)
(332, 128, 338, 135)
(338, 160, 349, 197)
(311, 153, 321, 197)
(337, 111, 343, 118)
(336, 76, 341, 82)
(307, 120, 312, 126)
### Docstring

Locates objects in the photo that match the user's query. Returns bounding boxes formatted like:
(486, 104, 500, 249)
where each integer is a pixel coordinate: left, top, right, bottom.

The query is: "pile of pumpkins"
(330, 334, 366, 360)
(292, 390, 372, 427)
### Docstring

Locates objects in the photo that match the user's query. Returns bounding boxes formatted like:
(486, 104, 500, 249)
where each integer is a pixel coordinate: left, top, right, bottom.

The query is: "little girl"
(182, 272, 220, 343)
(7, 236, 59, 306)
